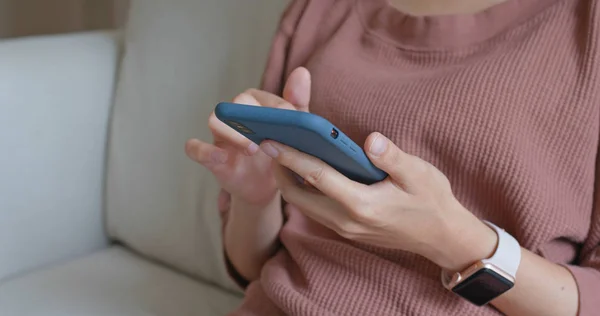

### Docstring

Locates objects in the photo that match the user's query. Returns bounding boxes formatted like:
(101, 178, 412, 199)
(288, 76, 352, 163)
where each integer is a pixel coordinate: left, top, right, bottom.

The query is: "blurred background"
(0, 1, 286, 314)
(0, 0, 129, 38)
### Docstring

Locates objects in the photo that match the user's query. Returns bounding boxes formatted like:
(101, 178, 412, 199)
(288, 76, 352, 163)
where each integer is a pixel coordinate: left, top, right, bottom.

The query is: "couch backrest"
(0, 32, 119, 281)
(105, 0, 288, 292)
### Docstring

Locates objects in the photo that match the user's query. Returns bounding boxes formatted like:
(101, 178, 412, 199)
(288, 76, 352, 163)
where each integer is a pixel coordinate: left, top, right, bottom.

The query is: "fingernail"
(234, 93, 255, 105)
(260, 143, 279, 158)
(247, 143, 259, 155)
(369, 134, 387, 157)
(211, 151, 228, 164)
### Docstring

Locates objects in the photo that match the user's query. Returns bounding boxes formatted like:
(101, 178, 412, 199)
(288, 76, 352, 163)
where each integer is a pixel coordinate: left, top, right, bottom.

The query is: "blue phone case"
(214, 102, 387, 185)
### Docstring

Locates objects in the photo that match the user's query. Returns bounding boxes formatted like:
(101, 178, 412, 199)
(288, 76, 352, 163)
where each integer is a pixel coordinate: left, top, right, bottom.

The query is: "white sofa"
(0, 1, 288, 315)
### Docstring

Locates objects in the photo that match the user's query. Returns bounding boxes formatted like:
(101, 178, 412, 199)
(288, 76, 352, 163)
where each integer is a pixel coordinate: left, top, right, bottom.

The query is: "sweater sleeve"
(221, 0, 309, 290)
(567, 264, 600, 316)
(566, 171, 600, 315)
(259, 0, 309, 94)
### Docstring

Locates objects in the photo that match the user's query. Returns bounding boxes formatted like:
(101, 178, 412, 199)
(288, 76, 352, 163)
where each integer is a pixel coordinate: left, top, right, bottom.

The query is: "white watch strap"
(481, 221, 521, 277)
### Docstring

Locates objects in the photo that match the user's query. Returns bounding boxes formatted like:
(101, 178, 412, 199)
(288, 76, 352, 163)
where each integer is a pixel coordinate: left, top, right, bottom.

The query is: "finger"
(209, 94, 261, 155)
(273, 163, 348, 230)
(282, 67, 311, 112)
(185, 139, 229, 167)
(232, 90, 262, 107)
(364, 132, 426, 193)
(289, 170, 318, 191)
(208, 112, 259, 155)
(260, 140, 366, 207)
(241, 89, 295, 111)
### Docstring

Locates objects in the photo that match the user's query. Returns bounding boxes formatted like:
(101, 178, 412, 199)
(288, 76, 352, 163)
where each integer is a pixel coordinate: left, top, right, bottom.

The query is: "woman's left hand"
(259, 132, 498, 272)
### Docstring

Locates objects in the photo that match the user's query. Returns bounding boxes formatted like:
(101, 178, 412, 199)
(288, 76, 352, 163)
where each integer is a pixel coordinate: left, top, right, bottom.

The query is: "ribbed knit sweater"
(222, 0, 600, 315)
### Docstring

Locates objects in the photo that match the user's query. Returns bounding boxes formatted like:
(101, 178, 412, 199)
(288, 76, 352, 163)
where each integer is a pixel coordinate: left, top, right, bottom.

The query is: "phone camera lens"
(330, 128, 339, 139)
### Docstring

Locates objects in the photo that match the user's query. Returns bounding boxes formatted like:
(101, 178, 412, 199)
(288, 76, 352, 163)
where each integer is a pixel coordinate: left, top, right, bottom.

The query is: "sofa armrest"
(0, 31, 121, 281)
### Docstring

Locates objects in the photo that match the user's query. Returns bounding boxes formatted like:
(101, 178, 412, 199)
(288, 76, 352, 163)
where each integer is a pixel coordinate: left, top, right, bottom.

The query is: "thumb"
(365, 132, 422, 192)
(283, 67, 311, 112)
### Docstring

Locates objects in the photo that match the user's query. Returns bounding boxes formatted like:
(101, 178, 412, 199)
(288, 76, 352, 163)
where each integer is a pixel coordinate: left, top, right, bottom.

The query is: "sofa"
(0, 1, 289, 315)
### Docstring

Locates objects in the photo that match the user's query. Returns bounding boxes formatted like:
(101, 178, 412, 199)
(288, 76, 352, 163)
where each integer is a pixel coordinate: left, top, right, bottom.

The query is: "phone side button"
(340, 138, 357, 153)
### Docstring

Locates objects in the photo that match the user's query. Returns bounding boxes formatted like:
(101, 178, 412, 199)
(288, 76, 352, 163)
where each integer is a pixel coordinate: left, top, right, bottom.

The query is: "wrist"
(230, 191, 281, 213)
(431, 210, 499, 272)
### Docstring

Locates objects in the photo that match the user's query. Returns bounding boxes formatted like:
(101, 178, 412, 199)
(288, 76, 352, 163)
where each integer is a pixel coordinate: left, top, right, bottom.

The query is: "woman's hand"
(259, 132, 498, 272)
(185, 67, 311, 207)
(185, 67, 312, 282)
(261, 131, 582, 316)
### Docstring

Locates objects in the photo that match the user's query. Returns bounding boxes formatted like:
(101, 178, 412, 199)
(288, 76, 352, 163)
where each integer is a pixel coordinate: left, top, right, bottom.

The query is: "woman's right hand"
(185, 67, 311, 208)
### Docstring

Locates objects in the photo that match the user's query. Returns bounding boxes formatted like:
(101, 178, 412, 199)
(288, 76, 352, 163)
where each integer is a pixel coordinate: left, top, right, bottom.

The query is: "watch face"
(452, 267, 514, 306)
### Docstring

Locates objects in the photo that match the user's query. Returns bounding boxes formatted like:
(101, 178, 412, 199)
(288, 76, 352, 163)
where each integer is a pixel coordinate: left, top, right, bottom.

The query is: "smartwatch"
(441, 221, 521, 306)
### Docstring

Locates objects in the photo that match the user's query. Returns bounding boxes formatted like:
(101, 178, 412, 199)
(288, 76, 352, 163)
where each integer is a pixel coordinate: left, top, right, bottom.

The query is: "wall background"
(0, 0, 128, 38)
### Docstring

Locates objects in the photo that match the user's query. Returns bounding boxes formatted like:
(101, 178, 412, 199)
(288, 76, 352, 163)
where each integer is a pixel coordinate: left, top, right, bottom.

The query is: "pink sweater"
(222, 0, 600, 315)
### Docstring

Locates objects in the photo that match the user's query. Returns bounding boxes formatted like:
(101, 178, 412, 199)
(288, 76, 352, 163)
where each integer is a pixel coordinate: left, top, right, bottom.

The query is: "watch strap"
(481, 221, 521, 277)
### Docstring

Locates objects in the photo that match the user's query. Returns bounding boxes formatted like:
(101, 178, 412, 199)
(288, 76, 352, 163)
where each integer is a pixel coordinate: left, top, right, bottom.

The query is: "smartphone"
(214, 102, 387, 185)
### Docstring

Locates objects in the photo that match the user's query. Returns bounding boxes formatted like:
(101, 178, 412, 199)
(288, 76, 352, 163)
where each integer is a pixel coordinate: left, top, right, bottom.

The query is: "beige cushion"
(0, 31, 119, 282)
(106, 0, 289, 292)
(0, 247, 242, 316)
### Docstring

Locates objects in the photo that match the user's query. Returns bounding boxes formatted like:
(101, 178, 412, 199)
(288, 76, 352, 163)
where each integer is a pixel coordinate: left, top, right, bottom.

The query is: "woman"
(185, 0, 600, 315)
